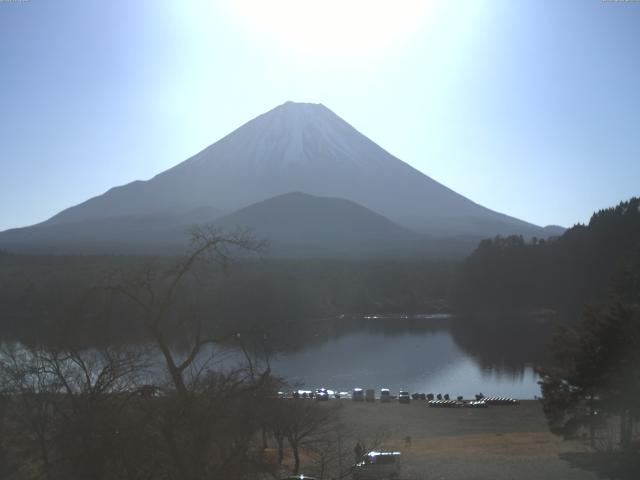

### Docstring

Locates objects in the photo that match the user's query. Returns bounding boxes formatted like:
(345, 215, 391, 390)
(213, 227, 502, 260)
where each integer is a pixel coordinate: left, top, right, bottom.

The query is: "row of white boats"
(283, 388, 520, 407)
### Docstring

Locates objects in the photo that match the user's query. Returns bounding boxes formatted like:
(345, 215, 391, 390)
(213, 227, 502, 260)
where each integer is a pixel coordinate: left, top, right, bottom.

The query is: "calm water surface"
(4, 315, 541, 399)
(266, 327, 540, 398)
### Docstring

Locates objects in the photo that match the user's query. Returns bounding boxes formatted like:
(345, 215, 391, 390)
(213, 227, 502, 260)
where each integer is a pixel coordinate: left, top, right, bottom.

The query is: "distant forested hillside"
(452, 197, 640, 318)
(0, 253, 454, 347)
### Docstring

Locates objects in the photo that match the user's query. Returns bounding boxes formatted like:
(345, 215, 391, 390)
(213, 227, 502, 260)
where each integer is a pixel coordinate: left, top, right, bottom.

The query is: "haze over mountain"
(0, 207, 223, 254)
(215, 192, 421, 257)
(0, 101, 562, 255)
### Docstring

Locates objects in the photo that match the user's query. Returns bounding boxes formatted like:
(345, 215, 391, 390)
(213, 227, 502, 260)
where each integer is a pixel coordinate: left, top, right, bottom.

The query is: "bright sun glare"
(224, 0, 432, 60)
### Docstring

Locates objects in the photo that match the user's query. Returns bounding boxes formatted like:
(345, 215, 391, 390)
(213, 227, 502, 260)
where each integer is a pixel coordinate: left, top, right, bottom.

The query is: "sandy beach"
(292, 399, 601, 479)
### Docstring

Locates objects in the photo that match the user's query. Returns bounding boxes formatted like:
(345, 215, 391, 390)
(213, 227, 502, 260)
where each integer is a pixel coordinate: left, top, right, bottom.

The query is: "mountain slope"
(214, 192, 420, 256)
(0, 193, 424, 257)
(39, 102, 547, 238)
(0, 207, 222, 254)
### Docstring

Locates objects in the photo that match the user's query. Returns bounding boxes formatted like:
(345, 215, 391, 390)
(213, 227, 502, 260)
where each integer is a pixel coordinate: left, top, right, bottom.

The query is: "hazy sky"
(1, 0, 639, 231)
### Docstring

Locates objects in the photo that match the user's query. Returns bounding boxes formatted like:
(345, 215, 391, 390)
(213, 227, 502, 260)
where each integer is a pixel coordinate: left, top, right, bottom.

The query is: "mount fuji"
(0, 102, 561, 255)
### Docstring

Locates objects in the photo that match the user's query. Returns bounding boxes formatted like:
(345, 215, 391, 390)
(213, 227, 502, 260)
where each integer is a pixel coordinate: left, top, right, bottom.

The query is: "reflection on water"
(4, 314, 546, 399)
(264, 327, 540, 398)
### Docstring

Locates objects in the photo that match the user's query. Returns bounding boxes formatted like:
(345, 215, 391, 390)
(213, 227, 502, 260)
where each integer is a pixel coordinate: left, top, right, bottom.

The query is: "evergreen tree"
(538, 248, 640, 450)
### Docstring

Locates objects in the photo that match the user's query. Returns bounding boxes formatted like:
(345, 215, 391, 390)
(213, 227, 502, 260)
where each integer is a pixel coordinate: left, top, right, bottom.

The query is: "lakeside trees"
(538, 301, 640, 450)
(0, 227, 365, 480)
(452, 197, 640, 317)
(538, 245, 640, 451)
(449, 197, 640, 454)
(0, 252, 456, 348)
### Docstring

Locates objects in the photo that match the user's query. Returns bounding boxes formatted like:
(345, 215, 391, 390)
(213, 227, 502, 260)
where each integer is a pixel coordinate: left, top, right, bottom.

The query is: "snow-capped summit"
(180, 101, 390, 171)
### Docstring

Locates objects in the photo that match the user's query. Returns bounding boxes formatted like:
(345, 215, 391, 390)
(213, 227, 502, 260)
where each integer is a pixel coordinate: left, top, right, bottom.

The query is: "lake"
(216, 314, 543, 399)
(2, 314, 544, 399)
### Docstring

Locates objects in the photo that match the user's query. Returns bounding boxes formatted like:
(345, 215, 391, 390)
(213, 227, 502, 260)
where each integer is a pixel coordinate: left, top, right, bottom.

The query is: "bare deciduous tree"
(106, 227, 275, 480)
(0, 343, 147, 480)
(111, 226, 265, 398)
(281, 400, 340, 475)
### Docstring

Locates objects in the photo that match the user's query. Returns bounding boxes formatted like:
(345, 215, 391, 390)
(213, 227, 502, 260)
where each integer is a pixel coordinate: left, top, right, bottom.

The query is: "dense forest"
(452, 197, 640, 320)
(0, 249, 454, 348)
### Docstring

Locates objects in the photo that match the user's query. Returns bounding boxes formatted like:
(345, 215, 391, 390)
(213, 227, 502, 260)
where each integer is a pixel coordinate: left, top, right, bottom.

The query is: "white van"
(352, 388, 365, 401)
(380, 388, 391, 403)
(353, 451, 401, 480)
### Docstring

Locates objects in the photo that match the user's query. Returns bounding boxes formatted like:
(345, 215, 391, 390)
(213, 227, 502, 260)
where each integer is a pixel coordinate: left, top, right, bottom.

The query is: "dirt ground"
(304, 400, 602, 479)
